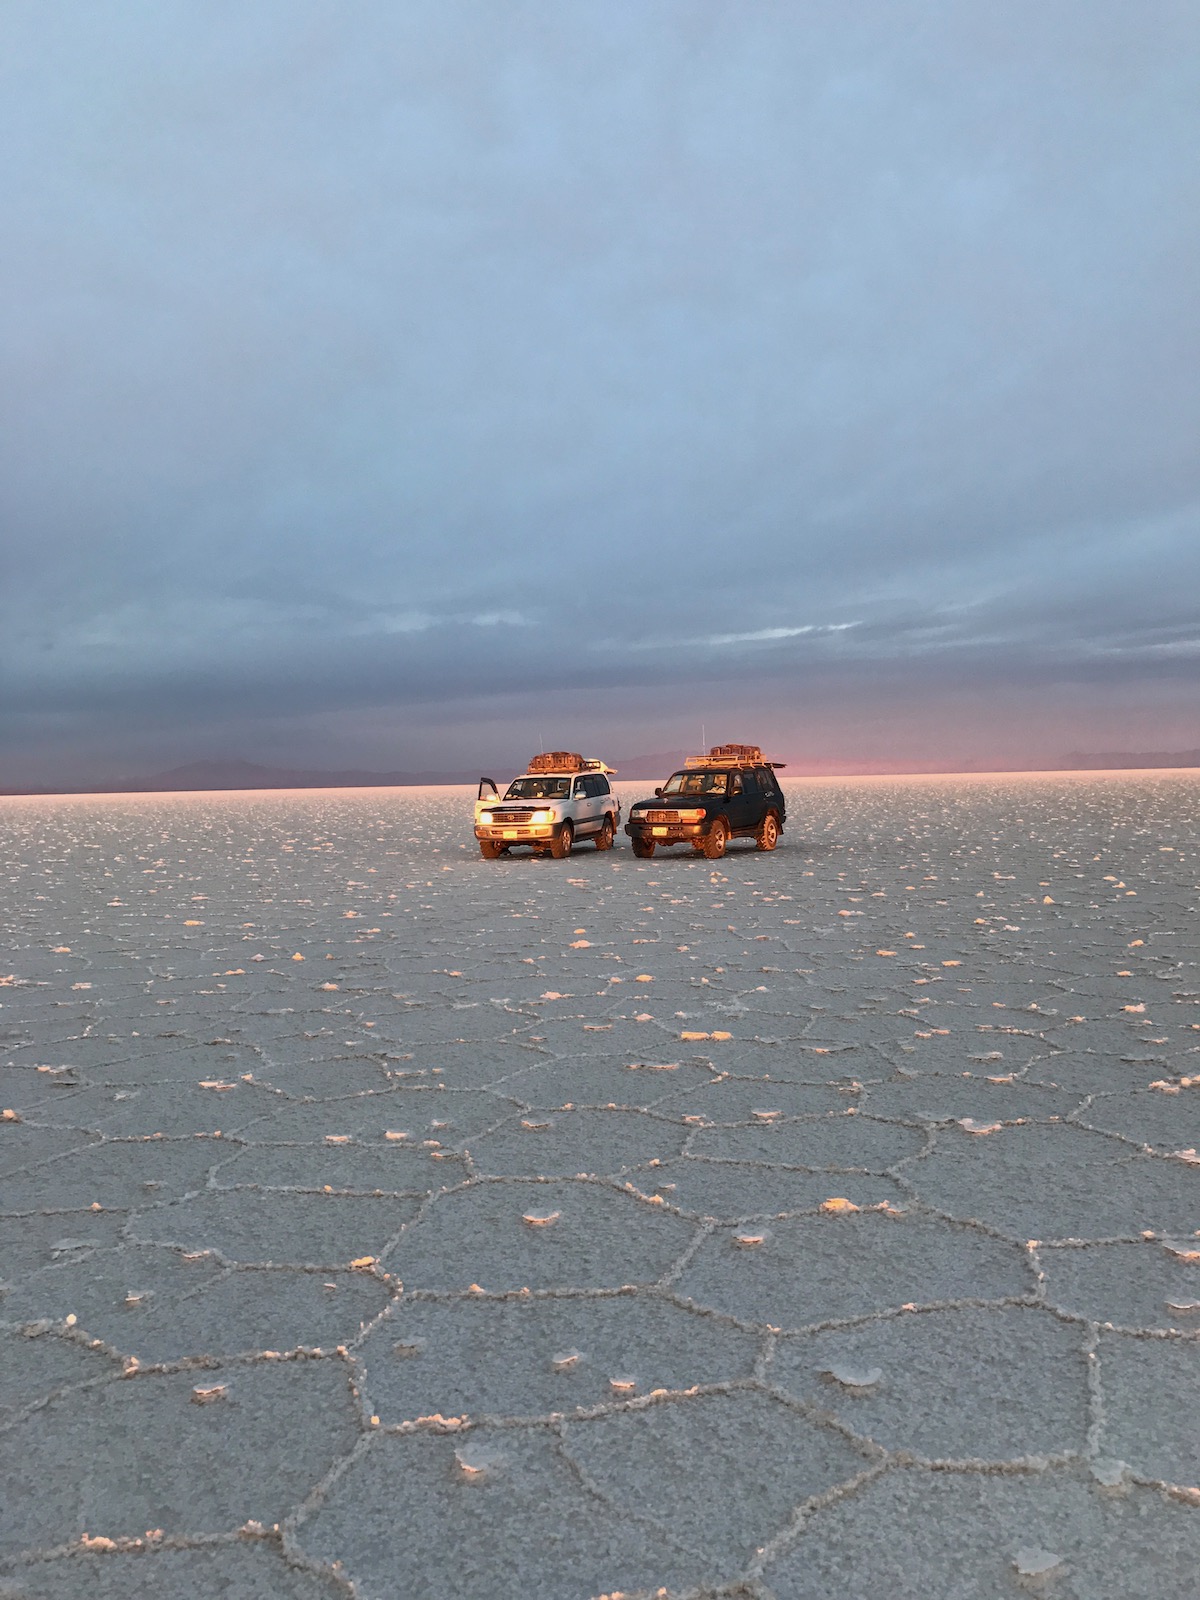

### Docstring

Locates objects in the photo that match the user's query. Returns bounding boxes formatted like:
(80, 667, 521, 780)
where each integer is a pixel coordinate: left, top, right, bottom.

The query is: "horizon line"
(4, 763, 1200, 802)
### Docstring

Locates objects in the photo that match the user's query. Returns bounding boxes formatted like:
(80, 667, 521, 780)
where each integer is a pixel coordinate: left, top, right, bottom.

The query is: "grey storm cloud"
(1, 1, 1198, 781)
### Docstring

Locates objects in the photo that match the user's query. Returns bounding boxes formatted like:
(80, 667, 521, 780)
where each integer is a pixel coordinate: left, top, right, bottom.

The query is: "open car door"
(477, 778, 500, 801)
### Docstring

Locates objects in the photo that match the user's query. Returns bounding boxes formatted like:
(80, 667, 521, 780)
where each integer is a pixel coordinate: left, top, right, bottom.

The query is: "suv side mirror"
(654, 787, 663, 797)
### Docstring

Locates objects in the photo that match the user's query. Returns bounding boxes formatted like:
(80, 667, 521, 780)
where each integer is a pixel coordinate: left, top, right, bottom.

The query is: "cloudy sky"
(2, 1, 1198, 784)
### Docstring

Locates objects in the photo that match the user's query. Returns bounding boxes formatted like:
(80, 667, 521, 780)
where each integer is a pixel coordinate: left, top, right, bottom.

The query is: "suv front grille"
(490, 810, 535, 824)
(645, 810, 683, 824)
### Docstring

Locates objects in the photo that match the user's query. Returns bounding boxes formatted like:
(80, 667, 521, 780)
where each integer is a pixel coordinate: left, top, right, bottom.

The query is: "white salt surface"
(0, 773, 1197, 1597)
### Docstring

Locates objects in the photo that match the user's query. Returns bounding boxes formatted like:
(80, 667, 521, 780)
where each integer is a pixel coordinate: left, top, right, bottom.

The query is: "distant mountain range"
(1063, 749, 1200, 770)
(3, 748, 1197, 797)
(1, 752, 695, 796)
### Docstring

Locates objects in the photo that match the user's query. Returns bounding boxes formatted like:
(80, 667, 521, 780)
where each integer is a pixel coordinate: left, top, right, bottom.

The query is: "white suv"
(474, 754, 621, 859)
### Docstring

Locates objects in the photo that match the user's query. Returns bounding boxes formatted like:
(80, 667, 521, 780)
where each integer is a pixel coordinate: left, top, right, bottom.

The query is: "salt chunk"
(820, 1363, 882, 1390)
(453, 1442, 501, 1482)
(1013, 1548, 1063, 1577)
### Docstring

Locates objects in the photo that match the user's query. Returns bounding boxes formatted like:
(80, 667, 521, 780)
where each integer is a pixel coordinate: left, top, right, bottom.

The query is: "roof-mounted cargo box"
(534, 752, 585, 771)
(684, 744, 787, 770)
(710, 743, 763, 762)
(529, 751, 584, 773)
(527, 752, 616, 775)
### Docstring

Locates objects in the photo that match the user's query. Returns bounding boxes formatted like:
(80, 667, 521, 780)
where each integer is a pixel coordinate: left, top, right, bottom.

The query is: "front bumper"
(625, 819, 707, 843)
(476, 822, 558, 842)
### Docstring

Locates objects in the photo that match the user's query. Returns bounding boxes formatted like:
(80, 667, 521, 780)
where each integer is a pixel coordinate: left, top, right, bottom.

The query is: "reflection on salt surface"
(1, 774, 1198, 1590)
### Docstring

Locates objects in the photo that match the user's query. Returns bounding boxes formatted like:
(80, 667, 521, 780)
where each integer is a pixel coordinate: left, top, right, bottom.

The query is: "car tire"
(755, 811, 779, 851)
(631, 837, 655, 858)
(549, 821, 574, 859)
(479, 839, 503, 859)
(703, 818, 729, 859)
(595, 815, 615, 851)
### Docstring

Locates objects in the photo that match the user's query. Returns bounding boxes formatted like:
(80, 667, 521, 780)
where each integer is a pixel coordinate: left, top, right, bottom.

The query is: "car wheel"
(549, 820, 574, 859)
(702, 818, 729, 859)
(755, 812, 779, 851)
(595, 815, 615, 850)
(631, 837, 655, 858)
(479, 839, 503, 859)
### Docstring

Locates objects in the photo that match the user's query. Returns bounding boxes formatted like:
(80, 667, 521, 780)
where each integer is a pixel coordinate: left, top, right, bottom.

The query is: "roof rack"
(683, 744, 786, 770)
(527, 752, 616, 774)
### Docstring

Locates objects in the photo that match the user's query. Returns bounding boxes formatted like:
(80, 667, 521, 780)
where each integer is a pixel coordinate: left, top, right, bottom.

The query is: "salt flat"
(1, 774, 1197, 1599)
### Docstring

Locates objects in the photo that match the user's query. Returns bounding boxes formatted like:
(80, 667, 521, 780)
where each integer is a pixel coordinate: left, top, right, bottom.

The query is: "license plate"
(503, 830, 519, 839)
(652, 826, 669, 836)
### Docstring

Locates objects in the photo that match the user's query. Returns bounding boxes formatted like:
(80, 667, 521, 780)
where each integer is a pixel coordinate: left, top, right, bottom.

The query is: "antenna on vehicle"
(701, 722, 706, 751)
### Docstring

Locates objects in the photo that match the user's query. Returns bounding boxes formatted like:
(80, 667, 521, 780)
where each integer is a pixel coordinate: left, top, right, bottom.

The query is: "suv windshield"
(505, 776, 570, 799)
(662, 770, 728, 796)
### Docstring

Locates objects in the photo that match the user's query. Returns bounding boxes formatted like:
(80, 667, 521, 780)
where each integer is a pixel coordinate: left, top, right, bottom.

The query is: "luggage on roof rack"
(528, 751, 584, 773)
(709, 743, 763, 762)
(683, 744, 787, 770)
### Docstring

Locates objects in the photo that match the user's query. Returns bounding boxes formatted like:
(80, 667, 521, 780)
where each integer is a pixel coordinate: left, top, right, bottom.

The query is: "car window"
(662, 771, 728, 796)
(505, 776, 570, 799)
(729, 772, 743, 795)
(593, 775, 610, 795)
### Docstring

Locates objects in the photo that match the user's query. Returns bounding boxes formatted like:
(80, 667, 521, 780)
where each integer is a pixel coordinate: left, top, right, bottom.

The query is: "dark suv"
(624, 744, 786, 859)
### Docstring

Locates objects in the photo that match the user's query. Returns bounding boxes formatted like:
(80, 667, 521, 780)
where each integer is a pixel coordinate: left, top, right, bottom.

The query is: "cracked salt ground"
(654, 1075, 856, 1121)
(0, 1544, 348, 1600)
(861, 1075, 1080, 1124)
(1079, 1088, 1200, 1151)
(496, 1052, 718, 1109)
(131, 1188, 423, 1267)
(1097, 1333, 1200, 1484)
(687, 1111, 926, 1168)
(357, 1293, 758, 1421)
(1, 777, 1198, 1596)
(1, 1358, 360, 1554)
(770, 1305, 1088, 1461)
(2, 1254, 392, 1366)
(1040, 1240, 1200, 1332)
(677, 1210, 1031, 1326)
(467, 1108, 690, 1178)
(625, 1157, 907, 1219)
(763, 1471, 1200, 1598)
(383, 1179, 695, 1292)
(911, 1121, 1198, 1241)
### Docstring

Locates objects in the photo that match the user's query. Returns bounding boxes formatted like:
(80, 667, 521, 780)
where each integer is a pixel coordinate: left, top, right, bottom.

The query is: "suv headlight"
(530, 809, 554, 823)
(677, 809, 706, 821)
